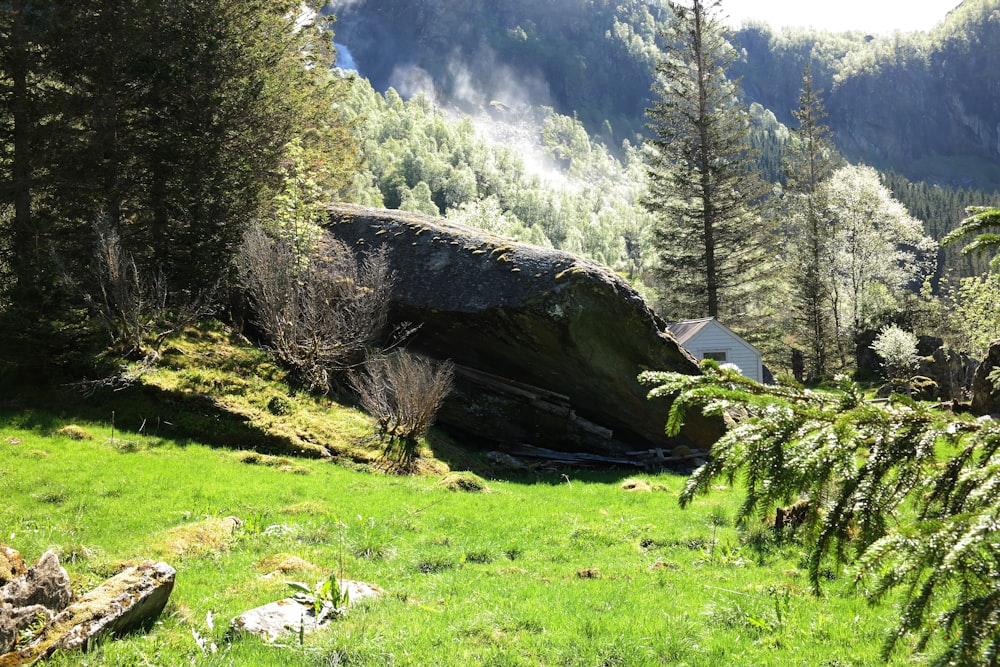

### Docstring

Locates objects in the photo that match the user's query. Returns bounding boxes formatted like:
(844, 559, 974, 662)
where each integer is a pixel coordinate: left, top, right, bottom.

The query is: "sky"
(723, 0, 963, 35)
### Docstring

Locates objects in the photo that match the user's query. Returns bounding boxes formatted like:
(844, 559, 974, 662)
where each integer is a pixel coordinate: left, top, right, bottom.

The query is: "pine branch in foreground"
(641, 362, 1000, 666)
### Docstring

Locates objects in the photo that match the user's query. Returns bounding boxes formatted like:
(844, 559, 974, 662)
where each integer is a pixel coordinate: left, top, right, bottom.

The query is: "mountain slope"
(331, 0, 1000, 190)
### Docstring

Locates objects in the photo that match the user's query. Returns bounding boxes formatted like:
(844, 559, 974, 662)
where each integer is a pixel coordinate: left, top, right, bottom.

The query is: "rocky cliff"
(325, 204, 723, 462)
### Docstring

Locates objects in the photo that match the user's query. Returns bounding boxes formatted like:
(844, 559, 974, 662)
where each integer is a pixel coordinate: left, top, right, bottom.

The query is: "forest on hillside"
(2, 0, 999, 382)
(332, 0, 1000, 190)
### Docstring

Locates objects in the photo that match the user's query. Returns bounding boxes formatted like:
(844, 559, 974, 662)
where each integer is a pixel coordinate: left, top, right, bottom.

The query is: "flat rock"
(230, 580, 383, 643)
(326, 204, 723, 458)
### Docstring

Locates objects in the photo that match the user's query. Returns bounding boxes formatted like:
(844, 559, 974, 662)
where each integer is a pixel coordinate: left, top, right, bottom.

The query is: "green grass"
(1, 419, 929, 666)
(0, 324, 933, 665)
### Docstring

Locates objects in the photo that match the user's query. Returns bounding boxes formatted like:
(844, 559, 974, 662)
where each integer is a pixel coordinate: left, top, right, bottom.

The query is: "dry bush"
(237, 226, 392, 392)
(72, 219, 212, 362)
(350, 351, 454, 464)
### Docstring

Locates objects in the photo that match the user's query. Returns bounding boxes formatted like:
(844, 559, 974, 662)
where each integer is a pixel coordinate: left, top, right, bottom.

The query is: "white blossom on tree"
(821, 165, 937, 355)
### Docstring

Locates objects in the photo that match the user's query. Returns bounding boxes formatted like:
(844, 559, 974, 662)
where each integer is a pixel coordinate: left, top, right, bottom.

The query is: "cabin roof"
(666, 317, 716, 346)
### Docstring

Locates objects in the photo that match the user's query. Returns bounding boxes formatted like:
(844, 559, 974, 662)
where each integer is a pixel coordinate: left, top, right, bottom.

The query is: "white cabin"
(667, 317, 764, 383)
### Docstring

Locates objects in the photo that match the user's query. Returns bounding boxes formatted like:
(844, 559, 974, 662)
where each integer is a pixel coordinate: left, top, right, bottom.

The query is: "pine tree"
(641, 363, 1000, 666)
(643, 0, 769, 321)
(783, 64, 841, 379)
(0, 0, 358, 377)
(943, 206, 1000, 272)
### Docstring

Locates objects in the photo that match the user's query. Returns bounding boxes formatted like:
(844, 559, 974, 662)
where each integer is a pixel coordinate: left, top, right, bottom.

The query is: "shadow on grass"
(5, 383, 323, 458)
(424, 426, 687, 486)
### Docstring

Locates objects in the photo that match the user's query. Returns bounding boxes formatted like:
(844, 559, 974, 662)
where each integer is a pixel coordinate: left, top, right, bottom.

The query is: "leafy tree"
(955, 272, 1000, 359)
(642, 363, 1000, 666)
(643, 0, 770, 320)
(821, 165, 937, 363)
(783, 64, 842, 379)
(870, 323, 918, 385)
(943, 206, 1000, 272)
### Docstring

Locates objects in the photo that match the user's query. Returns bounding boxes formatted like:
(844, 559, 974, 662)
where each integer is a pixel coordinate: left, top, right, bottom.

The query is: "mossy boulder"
(972, 339, 1000, 416)
(325, 204, 723, 459)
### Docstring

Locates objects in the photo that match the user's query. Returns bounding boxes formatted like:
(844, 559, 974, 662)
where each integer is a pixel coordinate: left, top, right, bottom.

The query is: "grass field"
(0, 414, 929, 666)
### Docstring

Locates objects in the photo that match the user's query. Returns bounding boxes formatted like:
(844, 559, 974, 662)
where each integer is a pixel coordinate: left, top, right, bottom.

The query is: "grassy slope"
(0, 326, 929, 666)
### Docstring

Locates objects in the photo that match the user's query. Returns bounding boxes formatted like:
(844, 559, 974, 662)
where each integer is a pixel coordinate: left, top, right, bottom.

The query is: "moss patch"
(153, 517, 240, 559)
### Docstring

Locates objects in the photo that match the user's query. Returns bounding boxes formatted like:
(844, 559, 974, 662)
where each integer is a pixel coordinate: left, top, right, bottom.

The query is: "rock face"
(972, 340, 1000, 416)
(917, 345, 979, 401)
(326, 204, 723, 458)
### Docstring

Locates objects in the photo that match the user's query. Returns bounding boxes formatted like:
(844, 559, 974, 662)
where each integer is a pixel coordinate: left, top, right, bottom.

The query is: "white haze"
(384, 45, 574, 190)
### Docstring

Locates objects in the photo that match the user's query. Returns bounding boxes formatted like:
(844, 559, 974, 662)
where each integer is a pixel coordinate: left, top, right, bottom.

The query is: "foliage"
(340, 77, 654, 278)
(782, 64, 842, 379)
(821, 165, 938, 362)
(643, 0, 772, 320)
(954, 271, 1000, 359)
(883, 172, 1000, 279)
(287, 574, 350, 625)
(332, 0, 671, 147)
(870, 324, 919, 383)
(0, 0, 357, 380)
(943, 206, 1000, 272)
(642, 361, 1000, 665)
(349, 351, 454, 466)
(236, 226, 392, 393)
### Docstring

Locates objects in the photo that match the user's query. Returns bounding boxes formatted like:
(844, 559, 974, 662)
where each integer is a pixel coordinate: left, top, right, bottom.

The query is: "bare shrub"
(350, 351, 455, 464)
(87, 220, 166, 357)
(237, 225, 392, 392)
(72, 219, 212, 361)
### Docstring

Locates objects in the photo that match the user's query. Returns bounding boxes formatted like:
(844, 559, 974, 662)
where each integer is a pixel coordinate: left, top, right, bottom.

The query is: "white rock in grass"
(229, 580, 383, 642)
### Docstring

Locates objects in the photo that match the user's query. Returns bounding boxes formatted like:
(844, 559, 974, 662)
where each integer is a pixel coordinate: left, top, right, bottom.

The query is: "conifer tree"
(642, 363, 1000, 666)
(943, 205, 1000, 272)
(643, 0, 769, 321)
(0, 0, 357, 377)
(783, 64, 841, 379)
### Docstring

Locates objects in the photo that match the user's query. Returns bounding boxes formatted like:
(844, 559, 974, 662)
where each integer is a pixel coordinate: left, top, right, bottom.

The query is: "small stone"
(230, 599, 316, 643)
(229, 580, 383, 643)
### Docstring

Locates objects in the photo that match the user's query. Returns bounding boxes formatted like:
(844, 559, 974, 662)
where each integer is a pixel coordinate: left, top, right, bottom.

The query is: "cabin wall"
(684, 323, 762, 382)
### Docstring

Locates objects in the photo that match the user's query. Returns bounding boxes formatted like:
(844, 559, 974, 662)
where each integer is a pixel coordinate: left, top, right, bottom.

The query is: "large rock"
(2, 561, 175, 665)
(1, 551, 71, 613)
(972, 340, 1000, 416)
(916, 345, 979, 401)
(326, 204, 723, 458)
